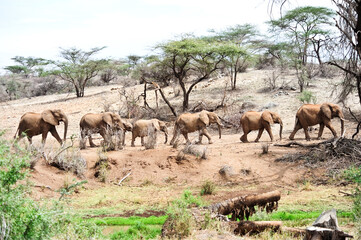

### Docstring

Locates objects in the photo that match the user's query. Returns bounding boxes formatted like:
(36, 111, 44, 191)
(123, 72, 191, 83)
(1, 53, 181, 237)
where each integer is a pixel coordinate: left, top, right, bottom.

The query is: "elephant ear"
(199, 111, 210, 126)
(261, 111, 274, 124)
(41, 110, 59, 126)
(152, 120, 161, 131)
(102, 113, 114, 127)
(320, 103, 332, 119)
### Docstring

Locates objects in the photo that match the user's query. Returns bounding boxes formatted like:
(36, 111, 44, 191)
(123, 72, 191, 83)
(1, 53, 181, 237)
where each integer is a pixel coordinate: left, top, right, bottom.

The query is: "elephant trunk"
(164, 131, 168, 144)
(279, 120, 283, 140)
(217, 122, 222, 139)
(340, 117, 345, 137)
(63, 116, 68, 143)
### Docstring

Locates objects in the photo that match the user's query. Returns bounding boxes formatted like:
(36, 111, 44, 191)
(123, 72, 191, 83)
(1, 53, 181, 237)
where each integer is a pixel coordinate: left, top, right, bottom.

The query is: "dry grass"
(42, 139, 87, 178)
(182, 143, 209, 159)
(276, 138, 361, 176)
(144, 124, 157, 149)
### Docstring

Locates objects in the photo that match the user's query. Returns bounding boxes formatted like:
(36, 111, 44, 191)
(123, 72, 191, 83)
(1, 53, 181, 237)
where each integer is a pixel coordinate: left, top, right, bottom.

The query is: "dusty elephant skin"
(79, 112, 132, 149)
(240, 110, 283, 143)
(14, 109, 68, 146)
(170, 110, 223, 145)
(131, 119, 168, 147)
(289, 103, 345, 141)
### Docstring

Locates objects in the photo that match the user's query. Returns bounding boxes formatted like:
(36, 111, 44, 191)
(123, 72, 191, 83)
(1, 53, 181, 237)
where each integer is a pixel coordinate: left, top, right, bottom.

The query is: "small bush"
(164, 190, 203, 238)
(44, 145, 87, 178)
(183, 143, 208, 159)
(298, 90, 317, 104)
(94, 150, 110, 183)
(200, 180, 216, 195)
(261, 144, 269, 154)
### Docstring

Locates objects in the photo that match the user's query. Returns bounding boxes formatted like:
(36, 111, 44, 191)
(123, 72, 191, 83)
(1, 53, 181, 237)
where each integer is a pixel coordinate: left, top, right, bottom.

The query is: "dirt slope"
(0, 69, 357, 199)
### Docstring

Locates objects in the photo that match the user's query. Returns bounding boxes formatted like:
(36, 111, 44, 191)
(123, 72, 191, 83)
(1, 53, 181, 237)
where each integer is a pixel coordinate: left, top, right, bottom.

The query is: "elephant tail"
(294, 116, 299, 127)
(14, 126, 20, 140)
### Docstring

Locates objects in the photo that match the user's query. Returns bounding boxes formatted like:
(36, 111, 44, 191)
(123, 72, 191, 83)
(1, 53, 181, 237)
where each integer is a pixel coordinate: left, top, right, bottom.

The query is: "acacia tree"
(207, 24, 255, 90)
(54, 47, 107, 97)
(4, 56, 50, 77)
(268, 6, 335, 92)
(154, 37, 245, 111)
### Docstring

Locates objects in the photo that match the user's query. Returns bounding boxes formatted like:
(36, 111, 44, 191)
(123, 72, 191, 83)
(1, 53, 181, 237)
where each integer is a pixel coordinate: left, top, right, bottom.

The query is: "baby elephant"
(240, 110, 283, 143)
(131, 119, 168, 147)
(80, 112, 132, 149)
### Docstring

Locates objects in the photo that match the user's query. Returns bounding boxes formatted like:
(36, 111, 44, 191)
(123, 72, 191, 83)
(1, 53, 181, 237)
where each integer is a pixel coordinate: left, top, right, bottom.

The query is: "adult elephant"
(289, 103, 345, 141)
(79, 112, 132, 149)
(240, 110, 283, 143)
(131, 119, 168, 147)
(170, 110, 223, 145)
(14, 109, 68, 146)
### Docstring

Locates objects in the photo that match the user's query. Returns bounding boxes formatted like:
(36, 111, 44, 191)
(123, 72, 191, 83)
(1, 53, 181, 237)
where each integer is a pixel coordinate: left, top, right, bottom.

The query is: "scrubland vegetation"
(1, 2, 361, 239)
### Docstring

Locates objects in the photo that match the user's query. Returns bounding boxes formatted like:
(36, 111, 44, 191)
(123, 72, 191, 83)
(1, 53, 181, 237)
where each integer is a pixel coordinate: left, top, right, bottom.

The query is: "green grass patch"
(109, 222, 161, 240)
(247, 210, 354, 227)
(250, 210, 353, 221)
(89, 215, 168, 226)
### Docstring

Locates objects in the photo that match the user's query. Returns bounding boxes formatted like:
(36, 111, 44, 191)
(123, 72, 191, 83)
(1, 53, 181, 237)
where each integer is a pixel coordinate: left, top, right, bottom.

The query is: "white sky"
(0, 0, 335, 72)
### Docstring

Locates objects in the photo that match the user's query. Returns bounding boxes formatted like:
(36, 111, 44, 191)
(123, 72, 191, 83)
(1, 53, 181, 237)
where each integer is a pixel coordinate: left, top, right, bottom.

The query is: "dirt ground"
(0, 69, 358, 200)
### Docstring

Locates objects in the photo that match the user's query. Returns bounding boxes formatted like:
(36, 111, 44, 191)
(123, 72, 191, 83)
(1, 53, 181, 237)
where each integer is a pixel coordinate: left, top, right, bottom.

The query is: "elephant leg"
(264, 126, 274, 142)
(27, 136, 33, 145)
(302, 126, 311, 141)
(41, 131, 49, 146)
(255, 128, 265, 142)
(183, 133, 191, 144)
(324, 121, 337, 137)
(200, 128, 212, 144)
(141, 137, 145, 146)
(317, 123, 325, 140)
(289, 123, 302, 140)
(240, 129, 251, 143)
(89, 135, 98, 147)
(131, 133, 136, 147)
(80, 130, 87, 149)
(50, 128, 62, 145)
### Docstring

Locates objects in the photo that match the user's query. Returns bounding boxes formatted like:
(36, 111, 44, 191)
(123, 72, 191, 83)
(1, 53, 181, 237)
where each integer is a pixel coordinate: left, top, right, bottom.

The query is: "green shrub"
(200, 180, 216, 195)
(298, 90, 317, 104)
(0, 134, 103, 239)
(164, 190, 203, 238)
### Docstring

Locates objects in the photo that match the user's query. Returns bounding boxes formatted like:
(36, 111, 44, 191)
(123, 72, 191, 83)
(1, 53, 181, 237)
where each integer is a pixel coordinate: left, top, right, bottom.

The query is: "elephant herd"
(13, 103, 345, 149)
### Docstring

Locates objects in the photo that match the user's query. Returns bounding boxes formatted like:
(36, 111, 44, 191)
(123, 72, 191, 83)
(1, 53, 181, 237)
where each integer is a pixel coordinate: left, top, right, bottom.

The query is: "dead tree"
(305, 209, 353, 240)
(207, 190, 281, 221)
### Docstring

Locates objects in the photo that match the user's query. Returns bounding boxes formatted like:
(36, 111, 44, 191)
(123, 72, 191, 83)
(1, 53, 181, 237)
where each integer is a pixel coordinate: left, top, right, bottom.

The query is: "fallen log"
(221, 221, 305, 236)
(234, 221, 282, 235)
(207, 190, 281, 220)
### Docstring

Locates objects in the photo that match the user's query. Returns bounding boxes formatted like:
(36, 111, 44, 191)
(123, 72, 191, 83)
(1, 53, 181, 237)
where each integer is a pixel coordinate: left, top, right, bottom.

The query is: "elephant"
(169, 110, 223, 145)
(131, 119, 168, 147)
(240, 110, 283, 143)
(79, 112, 132, 149)
(289, 103, 345, 141)
(14, 109, 68, 146)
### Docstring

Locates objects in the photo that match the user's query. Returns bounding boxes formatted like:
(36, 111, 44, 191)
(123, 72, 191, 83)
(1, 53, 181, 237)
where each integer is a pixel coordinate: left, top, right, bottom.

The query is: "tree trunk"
(151, 82, 177, 117)
(183, 93, 189, 111)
